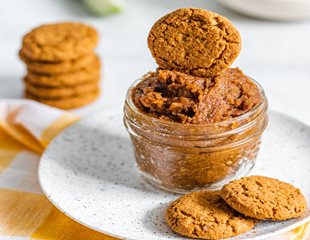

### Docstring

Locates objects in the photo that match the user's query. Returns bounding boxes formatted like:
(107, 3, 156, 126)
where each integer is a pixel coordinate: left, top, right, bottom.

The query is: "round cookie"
(25, 89, 100, 110)
(25, 59, 100, 87)
(24, 80, 99, 99)
(148, 8, 241, 77)
(21, 22, 98, 61)
(221, 176, 307, 221)
(165, 191, 257, 239)
(20, 51, 98, 74)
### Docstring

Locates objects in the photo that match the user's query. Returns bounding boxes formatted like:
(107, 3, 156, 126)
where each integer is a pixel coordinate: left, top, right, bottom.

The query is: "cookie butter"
(132, 68, 262, 124)
(125, 70, 267, 192)
(124, 8, 268, 193)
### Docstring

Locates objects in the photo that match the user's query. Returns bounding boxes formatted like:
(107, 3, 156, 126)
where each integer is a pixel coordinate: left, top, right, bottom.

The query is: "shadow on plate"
(142, 202, 182, 239)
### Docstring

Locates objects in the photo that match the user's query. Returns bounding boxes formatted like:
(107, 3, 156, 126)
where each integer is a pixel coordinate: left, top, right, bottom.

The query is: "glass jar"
(124, 78, 268, 194)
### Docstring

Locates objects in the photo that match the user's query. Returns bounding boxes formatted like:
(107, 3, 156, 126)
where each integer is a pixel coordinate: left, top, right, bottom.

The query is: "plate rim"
(38, 109, 310, 240)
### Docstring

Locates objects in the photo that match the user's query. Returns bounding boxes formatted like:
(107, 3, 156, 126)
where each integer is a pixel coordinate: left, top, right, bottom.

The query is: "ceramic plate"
(39, 110, 310, 240)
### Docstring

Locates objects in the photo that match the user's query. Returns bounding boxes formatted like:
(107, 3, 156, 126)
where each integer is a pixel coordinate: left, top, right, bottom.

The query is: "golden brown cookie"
(21, 22, 98, 61)
(25, 58, 100, 87)
(24, 80, 99, 99)
(20, 51, 98, 74)
(166, 191, 257, 239)
(148, 8, 241, 77)
(25, 89, 100, 110)
(221, 176, 307, 221)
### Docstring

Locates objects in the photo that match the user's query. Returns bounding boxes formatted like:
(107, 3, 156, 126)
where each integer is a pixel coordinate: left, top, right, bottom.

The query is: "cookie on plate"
(21, 22, 98, 61)
(148, 8, 241, 77)
(221, 176, 307, 221)
(165, 190, 257, 239)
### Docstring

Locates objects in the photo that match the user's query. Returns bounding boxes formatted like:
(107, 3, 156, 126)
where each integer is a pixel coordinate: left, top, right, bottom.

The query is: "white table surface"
(1, 0, 310, 124)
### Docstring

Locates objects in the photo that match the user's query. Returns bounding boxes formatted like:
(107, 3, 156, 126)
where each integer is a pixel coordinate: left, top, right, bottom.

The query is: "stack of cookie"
(19, 22, 100, 109)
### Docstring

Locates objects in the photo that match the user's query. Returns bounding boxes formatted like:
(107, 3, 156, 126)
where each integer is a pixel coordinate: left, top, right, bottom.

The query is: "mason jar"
(124, 77, 268, 193)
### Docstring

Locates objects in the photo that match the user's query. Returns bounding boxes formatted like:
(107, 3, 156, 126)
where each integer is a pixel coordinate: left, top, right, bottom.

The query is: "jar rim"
(125, 75, 268, 129)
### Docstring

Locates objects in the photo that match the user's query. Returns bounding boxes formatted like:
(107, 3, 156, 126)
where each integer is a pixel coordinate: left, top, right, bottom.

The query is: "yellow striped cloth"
(0, 99, 308, 240)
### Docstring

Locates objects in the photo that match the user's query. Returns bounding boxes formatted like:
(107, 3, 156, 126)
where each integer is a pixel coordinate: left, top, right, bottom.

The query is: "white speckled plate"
(39, 110, 310, 240)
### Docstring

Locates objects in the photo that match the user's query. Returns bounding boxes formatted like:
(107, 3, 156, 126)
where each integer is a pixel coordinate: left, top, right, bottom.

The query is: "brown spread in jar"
(132, 68, 262, 124)
(125, 68, 267, 192)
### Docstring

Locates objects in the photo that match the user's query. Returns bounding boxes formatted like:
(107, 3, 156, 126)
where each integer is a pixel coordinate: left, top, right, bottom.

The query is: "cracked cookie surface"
(221, 176, 307, 221)
(165, 190, 257, 239)
(21, 22, 98, 61)
(148, 8, 241, 77)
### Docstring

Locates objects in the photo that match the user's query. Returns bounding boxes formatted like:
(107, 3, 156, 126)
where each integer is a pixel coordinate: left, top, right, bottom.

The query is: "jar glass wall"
(124, 77, 268, 193)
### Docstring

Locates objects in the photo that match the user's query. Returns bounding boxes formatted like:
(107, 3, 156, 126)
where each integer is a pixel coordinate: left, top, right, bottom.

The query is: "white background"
(0, 0, 309, 124)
